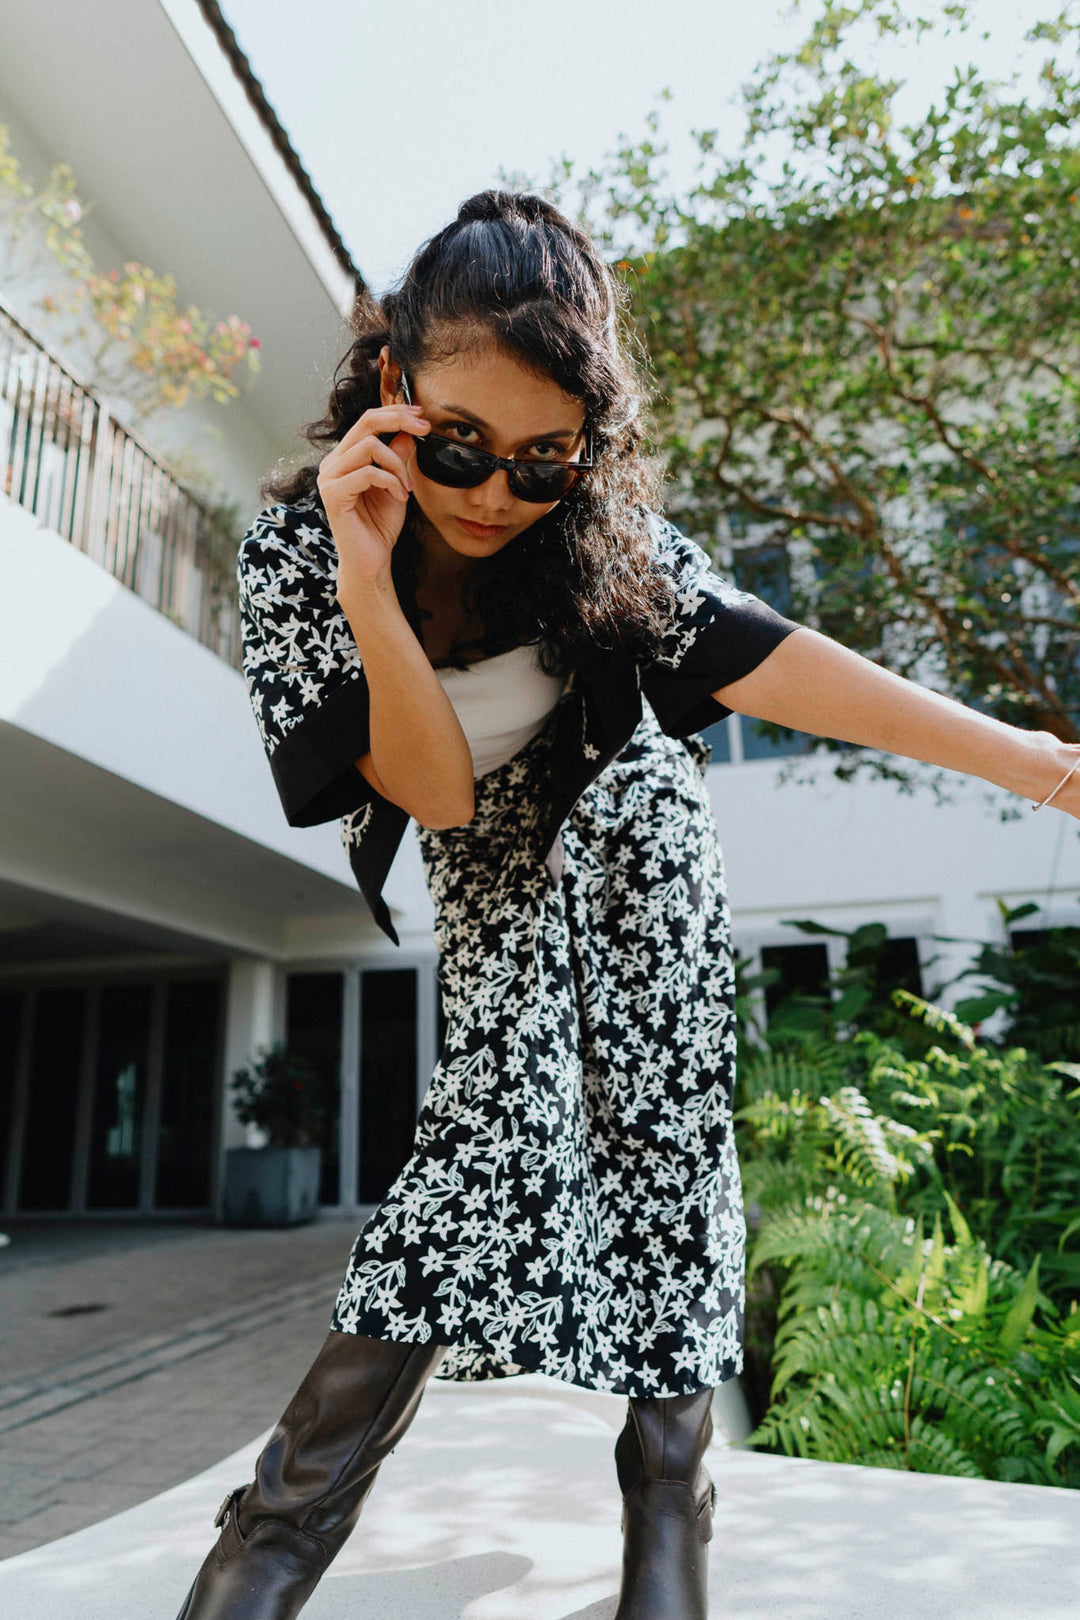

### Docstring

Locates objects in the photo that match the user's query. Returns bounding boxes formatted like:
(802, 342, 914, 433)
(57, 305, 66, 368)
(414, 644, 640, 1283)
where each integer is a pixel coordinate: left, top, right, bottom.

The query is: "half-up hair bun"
(456, 190, 557, 227)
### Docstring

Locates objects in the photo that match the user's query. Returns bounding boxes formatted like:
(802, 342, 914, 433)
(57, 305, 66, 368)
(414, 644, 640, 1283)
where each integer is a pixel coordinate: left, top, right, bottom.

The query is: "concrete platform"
(2, 1371, 1078, 1619)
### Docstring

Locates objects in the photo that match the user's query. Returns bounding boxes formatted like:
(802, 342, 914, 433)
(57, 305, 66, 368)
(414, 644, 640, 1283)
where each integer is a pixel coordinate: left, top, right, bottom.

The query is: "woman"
(176, 191, 1080, 1620)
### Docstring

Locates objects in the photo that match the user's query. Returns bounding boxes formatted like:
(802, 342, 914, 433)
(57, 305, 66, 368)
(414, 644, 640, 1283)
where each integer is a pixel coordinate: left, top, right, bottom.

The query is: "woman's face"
(378, 343, 587, 569)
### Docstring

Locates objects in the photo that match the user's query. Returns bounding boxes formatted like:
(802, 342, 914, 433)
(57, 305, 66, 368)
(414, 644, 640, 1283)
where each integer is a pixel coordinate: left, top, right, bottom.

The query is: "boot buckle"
(214, 1485, 246, 1529)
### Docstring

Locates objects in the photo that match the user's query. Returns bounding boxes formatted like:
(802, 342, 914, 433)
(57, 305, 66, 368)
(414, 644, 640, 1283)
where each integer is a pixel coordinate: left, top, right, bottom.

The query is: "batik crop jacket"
(237, 495, 802, 944)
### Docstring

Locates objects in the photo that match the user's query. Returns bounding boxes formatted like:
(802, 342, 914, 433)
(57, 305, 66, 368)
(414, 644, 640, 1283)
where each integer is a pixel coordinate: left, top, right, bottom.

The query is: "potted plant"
(223, 1043, 333, 1227)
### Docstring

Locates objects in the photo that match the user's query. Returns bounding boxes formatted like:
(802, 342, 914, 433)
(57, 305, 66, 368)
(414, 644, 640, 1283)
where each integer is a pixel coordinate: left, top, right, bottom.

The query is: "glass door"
(285, 973, 343, 1207)
(155, 978, 223, 1209)
(358, 969, 418, 1204)
(87, 983, 153, 1209)
(0, 971, 224, 1216)
(18, 987, 86, 1210)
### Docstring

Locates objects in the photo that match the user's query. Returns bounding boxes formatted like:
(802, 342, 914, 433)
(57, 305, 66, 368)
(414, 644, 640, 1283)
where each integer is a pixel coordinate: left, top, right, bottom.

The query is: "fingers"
(327, 465, 410, 505)
(317, 403, 430, 527)
(336, 402, 430, 456)
(327, 432, 416, 493)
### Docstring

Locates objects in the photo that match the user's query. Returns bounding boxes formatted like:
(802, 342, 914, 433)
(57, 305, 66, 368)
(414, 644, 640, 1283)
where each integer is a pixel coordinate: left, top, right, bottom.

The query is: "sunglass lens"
(415, 438, 490, 488)
(510, 465, 578, 501)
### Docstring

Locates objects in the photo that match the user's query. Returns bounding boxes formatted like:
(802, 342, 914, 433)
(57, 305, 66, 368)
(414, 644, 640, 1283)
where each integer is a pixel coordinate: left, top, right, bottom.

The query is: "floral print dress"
(237, 499, 800, 1398)
(330, 698, 744, 1397)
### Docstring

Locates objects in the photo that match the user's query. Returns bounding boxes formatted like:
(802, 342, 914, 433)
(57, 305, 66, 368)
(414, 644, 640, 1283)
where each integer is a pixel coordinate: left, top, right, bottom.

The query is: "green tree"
(589, 1, 1080, 782)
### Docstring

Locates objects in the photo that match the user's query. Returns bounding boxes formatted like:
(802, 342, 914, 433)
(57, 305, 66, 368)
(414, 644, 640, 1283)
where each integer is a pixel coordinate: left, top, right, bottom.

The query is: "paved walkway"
(2, 1218, 1080, 1617)
(0, 1215, 364, 1559)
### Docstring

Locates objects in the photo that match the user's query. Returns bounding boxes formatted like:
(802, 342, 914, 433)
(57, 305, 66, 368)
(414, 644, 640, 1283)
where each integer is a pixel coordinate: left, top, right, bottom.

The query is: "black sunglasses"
(398, 371, 592, 503)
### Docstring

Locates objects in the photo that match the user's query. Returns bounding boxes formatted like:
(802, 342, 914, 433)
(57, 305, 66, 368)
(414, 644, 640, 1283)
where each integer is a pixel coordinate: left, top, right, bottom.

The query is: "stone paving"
(0, 1215, 365, 1560)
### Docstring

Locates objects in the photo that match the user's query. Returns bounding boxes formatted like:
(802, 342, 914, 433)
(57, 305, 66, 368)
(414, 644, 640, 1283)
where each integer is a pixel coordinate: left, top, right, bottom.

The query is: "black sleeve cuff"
(267, 673, 374, 827)
(641, 613, 802, 737)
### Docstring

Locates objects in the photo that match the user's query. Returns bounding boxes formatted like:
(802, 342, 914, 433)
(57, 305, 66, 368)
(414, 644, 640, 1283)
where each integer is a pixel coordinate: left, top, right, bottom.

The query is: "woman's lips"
(457, 518, 509, 538)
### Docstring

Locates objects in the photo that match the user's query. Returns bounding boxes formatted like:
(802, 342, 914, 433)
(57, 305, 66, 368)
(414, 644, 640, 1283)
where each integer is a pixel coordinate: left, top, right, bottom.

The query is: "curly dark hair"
(263, 190, 674, 671)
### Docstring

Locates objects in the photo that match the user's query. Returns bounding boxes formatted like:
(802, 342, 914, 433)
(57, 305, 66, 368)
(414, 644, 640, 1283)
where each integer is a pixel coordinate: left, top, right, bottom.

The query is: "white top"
(433, 643, 568, 778)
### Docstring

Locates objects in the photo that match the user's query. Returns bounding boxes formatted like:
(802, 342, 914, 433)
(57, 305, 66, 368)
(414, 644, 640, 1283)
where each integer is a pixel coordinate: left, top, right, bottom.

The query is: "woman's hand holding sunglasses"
(317, 402, 429, 587)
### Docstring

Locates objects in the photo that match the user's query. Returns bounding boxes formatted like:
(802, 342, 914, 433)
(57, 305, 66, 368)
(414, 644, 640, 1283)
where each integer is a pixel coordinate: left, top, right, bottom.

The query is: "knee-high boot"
(613, 1387, 717, 1620)
(174, 1329, 450, 1620)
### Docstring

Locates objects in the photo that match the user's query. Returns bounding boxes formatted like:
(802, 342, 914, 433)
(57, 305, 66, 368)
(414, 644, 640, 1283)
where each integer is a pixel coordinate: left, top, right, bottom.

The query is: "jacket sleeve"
(237, 501, 382, 828)
(638, 513, 803, 738)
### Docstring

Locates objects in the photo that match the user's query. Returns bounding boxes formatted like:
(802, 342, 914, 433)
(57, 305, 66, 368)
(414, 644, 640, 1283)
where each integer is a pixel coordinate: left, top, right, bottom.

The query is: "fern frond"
(893, 990, 977, 1051)
(820, 1086, 918, 1187)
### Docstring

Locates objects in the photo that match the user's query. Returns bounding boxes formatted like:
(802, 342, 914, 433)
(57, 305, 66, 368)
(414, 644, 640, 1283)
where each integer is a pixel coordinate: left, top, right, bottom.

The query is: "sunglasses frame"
(398, 369, 593, 503)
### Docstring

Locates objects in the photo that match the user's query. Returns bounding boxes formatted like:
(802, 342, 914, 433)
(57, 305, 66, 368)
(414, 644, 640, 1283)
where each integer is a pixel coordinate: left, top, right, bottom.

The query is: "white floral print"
(331, 700, 745, 1397)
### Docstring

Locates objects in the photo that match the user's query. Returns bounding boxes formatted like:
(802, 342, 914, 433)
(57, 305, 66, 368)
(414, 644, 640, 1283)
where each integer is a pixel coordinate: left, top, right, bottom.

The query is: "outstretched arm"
(713, 626, 1080, 818)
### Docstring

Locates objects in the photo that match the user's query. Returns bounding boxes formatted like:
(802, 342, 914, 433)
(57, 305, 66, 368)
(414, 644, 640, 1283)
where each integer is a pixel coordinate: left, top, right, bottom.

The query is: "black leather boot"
(174, 1329, 450, 1619)
(613, 1387, 717, 1620)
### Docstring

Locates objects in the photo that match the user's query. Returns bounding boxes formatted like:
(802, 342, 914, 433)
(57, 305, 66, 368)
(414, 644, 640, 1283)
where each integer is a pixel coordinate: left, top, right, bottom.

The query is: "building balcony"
(0, 297, 240, 667)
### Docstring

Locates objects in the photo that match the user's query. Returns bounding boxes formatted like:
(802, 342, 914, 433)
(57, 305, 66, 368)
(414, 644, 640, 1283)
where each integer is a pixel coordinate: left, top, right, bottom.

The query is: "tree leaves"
(584, 0, 1080, 780)
(0, 120, 260, 426)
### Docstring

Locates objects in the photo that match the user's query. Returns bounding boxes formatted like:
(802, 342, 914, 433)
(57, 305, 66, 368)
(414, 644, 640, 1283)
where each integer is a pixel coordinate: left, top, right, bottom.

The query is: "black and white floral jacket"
(237, 496, 801, 944)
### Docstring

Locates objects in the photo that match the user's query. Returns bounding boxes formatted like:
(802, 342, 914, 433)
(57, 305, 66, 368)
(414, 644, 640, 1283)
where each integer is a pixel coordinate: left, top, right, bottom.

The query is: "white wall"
(0, 496, 350, 882)
(711, 750, 1080, 996)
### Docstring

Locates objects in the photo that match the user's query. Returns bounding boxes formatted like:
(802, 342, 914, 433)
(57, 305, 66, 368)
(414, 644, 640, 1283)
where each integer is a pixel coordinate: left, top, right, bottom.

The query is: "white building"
(1, 0, 1076, 1229)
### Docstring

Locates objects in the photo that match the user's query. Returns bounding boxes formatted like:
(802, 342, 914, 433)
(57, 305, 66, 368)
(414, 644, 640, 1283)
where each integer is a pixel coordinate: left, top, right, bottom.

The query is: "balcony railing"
(0, 298, 241, 666)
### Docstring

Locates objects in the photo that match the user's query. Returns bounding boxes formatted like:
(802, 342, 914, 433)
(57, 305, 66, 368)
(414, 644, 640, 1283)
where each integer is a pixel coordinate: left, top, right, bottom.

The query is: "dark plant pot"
(222, 1146, 321, 1228)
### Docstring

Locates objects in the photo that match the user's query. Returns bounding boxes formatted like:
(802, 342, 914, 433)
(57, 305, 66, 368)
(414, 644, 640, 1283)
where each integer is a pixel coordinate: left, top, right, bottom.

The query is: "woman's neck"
(414, 512, 476, 591)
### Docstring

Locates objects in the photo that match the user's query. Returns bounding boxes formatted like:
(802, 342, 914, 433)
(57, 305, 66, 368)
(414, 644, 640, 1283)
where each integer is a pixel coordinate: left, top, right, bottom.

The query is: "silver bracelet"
(1031, 752, 1080, 811)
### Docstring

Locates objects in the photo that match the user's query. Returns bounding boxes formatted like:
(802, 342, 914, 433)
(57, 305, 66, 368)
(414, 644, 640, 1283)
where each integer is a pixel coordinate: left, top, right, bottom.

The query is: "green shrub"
(230, 1042, 334, 1150)
(947, 901, 1080, 1063)
(735, 988, 1080, 1487)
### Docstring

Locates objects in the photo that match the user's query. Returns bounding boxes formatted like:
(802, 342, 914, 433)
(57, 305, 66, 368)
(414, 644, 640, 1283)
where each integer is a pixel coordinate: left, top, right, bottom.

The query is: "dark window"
(700, 718, 731, 764)
(717, 548, 809, 765)
(88, 983, 153, 1209)
(20, 987, 85, 1210)
(740, 718, 813, 762)
(286, 973, 343, 1206)
(732, 543, 793, 614)
(358, 969, 418, 1204)
(872, 937, 923, 998)
(760, 943, 831, 1022)
(156, 979, 222, 1209)
(0, 992, 23, 1204)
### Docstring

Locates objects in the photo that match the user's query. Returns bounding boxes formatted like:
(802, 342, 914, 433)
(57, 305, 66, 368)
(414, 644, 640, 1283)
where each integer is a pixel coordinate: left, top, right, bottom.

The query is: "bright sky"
(219, 0, 1055, 292)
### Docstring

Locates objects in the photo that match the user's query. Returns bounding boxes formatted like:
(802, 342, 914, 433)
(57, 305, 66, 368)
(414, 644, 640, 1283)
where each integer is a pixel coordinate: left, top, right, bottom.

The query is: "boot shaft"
(176, 1330, 449, 1619)
(612, 1389, 717, 1620)
(243, 1331, 449, 1543)
(615, 1388, 715, 1495)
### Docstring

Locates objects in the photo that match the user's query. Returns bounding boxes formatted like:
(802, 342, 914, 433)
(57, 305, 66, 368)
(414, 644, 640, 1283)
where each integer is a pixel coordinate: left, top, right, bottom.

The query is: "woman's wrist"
(1008, 728, 1080, 810)
(335, 563, 396, 612)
